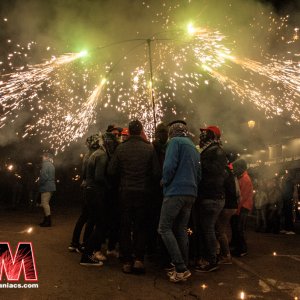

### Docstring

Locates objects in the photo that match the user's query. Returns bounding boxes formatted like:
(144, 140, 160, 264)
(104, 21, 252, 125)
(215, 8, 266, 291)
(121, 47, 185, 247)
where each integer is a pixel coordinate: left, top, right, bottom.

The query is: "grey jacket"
(39, 160, 56, 193)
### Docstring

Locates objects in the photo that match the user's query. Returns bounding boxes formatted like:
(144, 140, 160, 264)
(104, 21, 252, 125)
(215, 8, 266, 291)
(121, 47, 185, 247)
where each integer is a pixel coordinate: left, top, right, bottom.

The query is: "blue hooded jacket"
(163, 137, 201, 197)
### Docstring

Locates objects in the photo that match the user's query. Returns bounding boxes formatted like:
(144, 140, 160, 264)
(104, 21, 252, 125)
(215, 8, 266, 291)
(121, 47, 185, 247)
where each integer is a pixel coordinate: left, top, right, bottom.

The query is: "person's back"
(109, 135, 156, 192)
(85, 147, 108, 190)
(158, 121, 200, 283)
(163, 136, 199, 197)
(107, 119, 159, 274)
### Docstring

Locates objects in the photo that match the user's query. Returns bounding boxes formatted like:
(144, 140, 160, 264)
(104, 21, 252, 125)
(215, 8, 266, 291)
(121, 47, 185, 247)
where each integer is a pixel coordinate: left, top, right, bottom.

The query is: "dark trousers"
(71, 188, 94, 246)
(119, 190, 148, 262)
(107, 188, 120, 251)
(84, 188, 107, 256)
(231, 207, 249, 254)
(145, 191, 162, 255)
(283, 199, 295, 231)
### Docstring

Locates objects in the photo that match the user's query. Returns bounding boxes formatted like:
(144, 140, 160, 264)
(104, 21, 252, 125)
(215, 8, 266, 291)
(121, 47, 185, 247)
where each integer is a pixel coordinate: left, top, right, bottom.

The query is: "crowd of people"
(254, 173, 296, 235)
(36, 118, 297, 283)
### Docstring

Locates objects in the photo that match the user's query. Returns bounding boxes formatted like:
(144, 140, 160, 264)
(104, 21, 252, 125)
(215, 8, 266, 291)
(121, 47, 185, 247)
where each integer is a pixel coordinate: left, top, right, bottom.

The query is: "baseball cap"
(200, 125, 221, 138)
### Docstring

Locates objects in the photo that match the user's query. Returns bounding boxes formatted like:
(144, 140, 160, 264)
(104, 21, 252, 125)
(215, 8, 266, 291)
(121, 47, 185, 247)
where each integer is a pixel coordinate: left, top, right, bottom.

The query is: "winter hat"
(86, 133, 103, 149)
(169, 122, 189, 138)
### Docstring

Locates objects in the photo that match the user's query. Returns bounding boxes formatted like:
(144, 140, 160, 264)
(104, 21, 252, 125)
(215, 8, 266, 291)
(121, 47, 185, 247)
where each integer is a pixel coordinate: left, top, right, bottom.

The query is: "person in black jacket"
(68, 136, 96, 253)
(215, 164, 240, 264)
(80, 133, 108, 266)
(108, 120, 160, 274)
(194, 125, 228, 272)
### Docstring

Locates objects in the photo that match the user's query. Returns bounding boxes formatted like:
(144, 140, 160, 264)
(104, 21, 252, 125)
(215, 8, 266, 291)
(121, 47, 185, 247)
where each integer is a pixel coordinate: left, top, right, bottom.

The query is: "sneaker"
(164, 263, 175, 272)
(285, 231, 296, 235)
(218, 256, 232, 265)
(68, 243, 79, 252)
(122, 262, 132, 274)
(280, 230, 287, 234)
(240, 252, 248, 257)
(195, 263, 219, 273)
(132, 260, 145, 274)
(80, 255, 103, 266)
(106, 249, 119, 258)
(93, 251, 107, 261)
(76, 244, 85, 254)
(169, 270, 191, 283)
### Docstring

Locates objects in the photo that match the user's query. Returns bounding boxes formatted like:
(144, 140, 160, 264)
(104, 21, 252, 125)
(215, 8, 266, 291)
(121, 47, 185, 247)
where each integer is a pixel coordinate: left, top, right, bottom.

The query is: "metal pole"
(146, 38, 157, 132)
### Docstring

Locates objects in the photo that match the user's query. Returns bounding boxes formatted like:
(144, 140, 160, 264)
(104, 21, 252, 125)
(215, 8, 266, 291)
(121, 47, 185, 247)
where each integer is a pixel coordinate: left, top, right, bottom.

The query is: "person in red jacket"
(230, 159, 253, 257)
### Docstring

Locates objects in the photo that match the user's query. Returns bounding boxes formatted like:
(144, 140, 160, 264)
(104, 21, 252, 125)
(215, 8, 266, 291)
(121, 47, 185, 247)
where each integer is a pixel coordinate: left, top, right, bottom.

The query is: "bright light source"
(187, 23, 196, 35)
(78, 50, 88, 58)
(273, 252, 277, 256)
(27, 227, 33, 234)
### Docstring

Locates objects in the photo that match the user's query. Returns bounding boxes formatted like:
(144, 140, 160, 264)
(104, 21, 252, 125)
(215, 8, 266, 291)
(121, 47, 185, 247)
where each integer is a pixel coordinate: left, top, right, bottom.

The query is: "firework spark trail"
(25, 78, 107, 153)
(0, 52, 86, 128)
(232, 57, 300, 94)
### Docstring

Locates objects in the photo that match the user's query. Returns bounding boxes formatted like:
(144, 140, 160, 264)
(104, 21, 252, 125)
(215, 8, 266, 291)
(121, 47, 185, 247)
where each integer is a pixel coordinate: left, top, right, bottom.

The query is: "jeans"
(119, 190, 148, 262)
(158, 196, 195, 272)
(198, 198, 225, 264)
(215, 208, 236, 257)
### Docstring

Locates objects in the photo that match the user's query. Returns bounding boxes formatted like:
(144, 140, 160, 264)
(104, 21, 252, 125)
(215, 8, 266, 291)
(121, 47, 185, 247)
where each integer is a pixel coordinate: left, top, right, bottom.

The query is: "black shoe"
(195, 263, 219, 273)
(40, 216, 51, 227)
(163, 262, 175, 272)
(68, 242, 80, 252)
(76, 244, 85, 254)
(39, 217, 47, 226)
(80, 255, 103, 266)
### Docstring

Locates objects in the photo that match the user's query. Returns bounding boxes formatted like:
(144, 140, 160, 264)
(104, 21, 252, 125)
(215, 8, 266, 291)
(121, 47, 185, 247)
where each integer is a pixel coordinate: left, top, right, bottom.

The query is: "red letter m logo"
(0, 242, 38, 281)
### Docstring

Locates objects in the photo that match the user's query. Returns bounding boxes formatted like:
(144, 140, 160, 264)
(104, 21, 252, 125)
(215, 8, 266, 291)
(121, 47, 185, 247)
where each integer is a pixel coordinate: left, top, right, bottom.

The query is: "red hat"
(121, 127, 129, 136)
(200, 125, 221, 138)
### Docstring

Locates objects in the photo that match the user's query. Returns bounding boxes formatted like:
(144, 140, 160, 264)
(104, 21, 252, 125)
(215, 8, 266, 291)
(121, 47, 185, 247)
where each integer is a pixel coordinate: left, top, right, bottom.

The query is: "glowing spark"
(240, 291, 246, 299)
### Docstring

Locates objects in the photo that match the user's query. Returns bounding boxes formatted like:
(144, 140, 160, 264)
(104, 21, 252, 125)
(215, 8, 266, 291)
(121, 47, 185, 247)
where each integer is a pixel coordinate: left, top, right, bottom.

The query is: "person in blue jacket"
(158, 121, 201, 283)
(39, 152, 56, 227)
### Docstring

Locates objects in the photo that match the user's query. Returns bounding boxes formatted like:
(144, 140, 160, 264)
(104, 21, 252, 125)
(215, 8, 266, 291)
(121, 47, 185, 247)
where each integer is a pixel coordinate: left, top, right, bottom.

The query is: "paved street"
(0, 207, 299, 300)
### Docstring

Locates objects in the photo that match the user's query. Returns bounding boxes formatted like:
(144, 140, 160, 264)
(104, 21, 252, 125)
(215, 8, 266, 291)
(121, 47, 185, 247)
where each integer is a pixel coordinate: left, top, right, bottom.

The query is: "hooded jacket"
(198, 143, 228, 200)
(163, 137, 201, 197)
(237, 171, 254, 214)
(85, 147, 108, 190)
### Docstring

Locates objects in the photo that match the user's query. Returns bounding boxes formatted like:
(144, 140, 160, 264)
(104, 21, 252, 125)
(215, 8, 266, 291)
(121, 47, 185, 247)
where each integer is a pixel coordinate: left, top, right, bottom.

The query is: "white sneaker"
(169, 270, 191, 282)
(280, 230, 287, 234)
(93, 251, 107, 261)
(285, 231, 296, 235)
